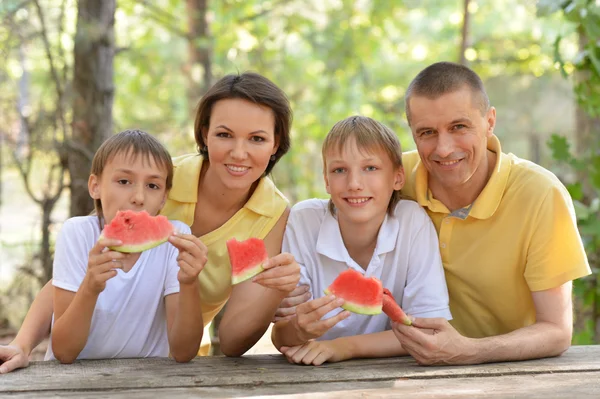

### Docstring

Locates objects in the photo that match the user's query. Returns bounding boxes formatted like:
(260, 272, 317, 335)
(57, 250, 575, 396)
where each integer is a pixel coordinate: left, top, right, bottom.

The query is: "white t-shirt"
(283, 199, 452, 341)
(45, 216, 190, 360)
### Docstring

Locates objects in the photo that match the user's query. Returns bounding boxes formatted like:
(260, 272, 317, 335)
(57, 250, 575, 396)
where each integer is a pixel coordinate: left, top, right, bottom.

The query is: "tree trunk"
(69, 0, 116, 217)
(459, 0, 471, 66)
(185, 0, 212, 113)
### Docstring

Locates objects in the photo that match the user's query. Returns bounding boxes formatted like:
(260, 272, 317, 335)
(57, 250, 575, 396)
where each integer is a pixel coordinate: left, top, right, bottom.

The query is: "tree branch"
(32, 0, 68, 139)
(136, 0, 189, 38)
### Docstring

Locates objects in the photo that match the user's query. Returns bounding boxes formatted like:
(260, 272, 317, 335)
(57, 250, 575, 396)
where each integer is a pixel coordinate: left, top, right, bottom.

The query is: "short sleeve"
(52, 219, 96, 293)
(163, 221, 191, 297)
(283, 211, 313, 299)
(403, 213, 452, 320)
(524, 185, 591, 291)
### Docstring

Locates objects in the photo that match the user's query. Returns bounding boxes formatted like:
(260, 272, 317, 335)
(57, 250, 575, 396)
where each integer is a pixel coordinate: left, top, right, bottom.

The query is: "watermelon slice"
(227, 237, 269, 285)
(100, 210, 174, 253)
(382, 288, 412, 326)
(324, 269, 383, 315)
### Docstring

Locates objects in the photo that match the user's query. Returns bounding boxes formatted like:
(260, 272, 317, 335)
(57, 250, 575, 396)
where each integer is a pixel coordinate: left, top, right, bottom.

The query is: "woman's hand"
(252, 252, 300, 293)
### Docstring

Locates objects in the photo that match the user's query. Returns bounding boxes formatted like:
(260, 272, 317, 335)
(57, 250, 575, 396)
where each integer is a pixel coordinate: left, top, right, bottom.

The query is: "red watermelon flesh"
(227, 238, 269, 285)
(324, 269, 383, 315)
(100, 210, 174, 253)
(382, 288, 412, 326)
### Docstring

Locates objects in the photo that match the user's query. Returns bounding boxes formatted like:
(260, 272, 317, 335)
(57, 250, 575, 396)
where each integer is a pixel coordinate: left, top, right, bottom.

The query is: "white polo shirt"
(283, 199, 451, 341)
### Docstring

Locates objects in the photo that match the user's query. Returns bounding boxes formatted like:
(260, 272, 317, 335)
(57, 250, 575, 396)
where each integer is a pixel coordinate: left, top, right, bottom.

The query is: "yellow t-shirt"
(160, 153, 288, 329)
(401, 135, 590, 338)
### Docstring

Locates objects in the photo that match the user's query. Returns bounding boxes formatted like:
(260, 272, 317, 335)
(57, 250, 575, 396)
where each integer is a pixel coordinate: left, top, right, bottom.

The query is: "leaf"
(553, 36, 568, 78)
(536, 0, 571, 17)
(569, 184, 585, 202)
(547, 134, 573, 162)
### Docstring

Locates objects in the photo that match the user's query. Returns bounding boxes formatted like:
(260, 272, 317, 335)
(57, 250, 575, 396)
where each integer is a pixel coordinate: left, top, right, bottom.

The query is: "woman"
(0, 72, 299, 373)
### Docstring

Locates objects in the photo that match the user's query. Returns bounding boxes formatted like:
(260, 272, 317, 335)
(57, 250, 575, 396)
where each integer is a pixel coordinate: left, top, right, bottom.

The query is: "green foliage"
(542, 0, 600, 344)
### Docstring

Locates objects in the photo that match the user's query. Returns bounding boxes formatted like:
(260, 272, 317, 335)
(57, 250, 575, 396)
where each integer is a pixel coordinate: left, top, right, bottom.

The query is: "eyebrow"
(114, 169, 165, 180)
(215, 125, 268, 135)
(450, 118, 471, 125)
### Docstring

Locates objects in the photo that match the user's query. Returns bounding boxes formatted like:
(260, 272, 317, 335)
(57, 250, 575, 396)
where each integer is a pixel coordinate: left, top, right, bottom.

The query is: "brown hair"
(90, 129, 173, 222)
(322, 116, 404, 216)
(193, 72, 292, 175)
(405, 61, 490, 125)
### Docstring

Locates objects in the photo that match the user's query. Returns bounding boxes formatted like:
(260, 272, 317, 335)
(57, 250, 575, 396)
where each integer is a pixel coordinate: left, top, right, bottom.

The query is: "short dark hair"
(193, 72, 292, 175)
(91, 129, 173, 222)
(405, 62, 490, 125)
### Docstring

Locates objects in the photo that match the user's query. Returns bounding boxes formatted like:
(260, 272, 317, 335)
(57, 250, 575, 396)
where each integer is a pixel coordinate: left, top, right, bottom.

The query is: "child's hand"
(252, 252, 300, 293)
(82, 238, 126, 295)
(281, 339, 348, 366)
(0, 344, 29, 374)
(168, 232, 208, 285)
(273, 285, 312, 322)
(292, 295, 350, 342)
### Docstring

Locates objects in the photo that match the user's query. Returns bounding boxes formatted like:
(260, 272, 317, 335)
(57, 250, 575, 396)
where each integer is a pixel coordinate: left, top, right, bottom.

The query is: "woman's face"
(203, 98, 278, 191)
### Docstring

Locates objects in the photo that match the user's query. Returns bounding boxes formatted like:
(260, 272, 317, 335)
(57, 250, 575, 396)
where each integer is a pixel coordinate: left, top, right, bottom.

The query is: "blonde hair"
(322, 116, 404, 216)
(90, 129, 173, 223)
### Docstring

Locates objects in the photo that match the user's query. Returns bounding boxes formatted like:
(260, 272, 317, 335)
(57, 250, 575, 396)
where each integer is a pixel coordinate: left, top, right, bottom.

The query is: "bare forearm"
(220, 289, 286, 356)
(168, 282, 203, 362)
(341, 330, 409, 360)
(470, 321, 571, 364)
(12, 281, 54, 355)
(52, 289, 98, 363)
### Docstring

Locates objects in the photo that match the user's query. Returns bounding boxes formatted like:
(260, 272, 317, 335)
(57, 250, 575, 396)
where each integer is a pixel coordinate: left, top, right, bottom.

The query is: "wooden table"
(2, 345, 600, 398)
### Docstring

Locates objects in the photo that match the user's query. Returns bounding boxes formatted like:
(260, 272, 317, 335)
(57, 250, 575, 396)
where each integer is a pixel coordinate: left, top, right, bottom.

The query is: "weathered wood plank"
(1, 345, 599, 394)
(4, 370, 600, 398)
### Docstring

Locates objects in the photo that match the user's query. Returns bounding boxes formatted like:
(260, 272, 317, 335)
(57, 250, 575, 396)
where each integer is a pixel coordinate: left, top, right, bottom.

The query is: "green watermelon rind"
(324, 288, 382, 315)
(231, 263, 265, 285)
(100, 235, 170, 253)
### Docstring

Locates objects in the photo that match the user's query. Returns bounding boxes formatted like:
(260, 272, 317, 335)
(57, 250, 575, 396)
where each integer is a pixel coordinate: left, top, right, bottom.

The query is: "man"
(276, 62, 590, 366)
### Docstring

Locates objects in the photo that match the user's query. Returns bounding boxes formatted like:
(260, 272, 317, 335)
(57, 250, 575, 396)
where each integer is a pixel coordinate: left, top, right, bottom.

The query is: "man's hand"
(168, 232, 208, 285)
(252, 253, 301, 294)
(82, 239, 125, 295)
(291, 295, 350, 343)
(273, 285, 311, 322)
(392, 317, 477, 365)
(281, 339, 349, 366)
(0, 344, 29, 374)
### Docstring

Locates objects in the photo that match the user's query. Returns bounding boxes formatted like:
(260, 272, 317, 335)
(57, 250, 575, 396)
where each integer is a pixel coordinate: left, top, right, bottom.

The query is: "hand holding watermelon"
(252, 252, 301, 294)
(291, 295, 351, 342)
(82, 238, 127, 295)
(168, 232, 208, 285)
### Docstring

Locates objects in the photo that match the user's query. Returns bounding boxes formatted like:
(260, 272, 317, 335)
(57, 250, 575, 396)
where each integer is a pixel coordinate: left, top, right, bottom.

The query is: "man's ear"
(88, 174, 101, 199)
(486, 106, 496, 137)
(393, 166, 405, 191)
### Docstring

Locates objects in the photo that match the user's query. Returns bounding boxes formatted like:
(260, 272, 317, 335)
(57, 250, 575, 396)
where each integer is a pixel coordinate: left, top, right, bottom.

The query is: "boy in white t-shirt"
(271, 116, 451, 365)
(46, 129, 207, 363)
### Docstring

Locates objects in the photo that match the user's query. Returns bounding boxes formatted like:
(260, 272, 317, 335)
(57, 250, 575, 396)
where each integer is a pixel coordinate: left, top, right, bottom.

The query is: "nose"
(434, 132, 454, 159)
(230, 139, 248, 161)
(131, 184, 145, 206)
(347, 169, 364, 191)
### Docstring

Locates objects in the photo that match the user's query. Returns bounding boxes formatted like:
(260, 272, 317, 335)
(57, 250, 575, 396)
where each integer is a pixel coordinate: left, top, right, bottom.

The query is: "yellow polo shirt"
(401, 135, 590, 338)
(160, 154, 288, 351)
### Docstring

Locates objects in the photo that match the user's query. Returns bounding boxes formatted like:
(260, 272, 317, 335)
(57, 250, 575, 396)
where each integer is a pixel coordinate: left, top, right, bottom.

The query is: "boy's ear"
(393, 166, 405, 191)
(323, 170, 331, 195)
(88, 174, 101, 199)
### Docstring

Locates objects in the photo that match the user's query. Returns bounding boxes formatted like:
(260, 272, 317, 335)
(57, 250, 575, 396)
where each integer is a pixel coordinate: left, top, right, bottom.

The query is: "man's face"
(409, 86, 496, 192)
